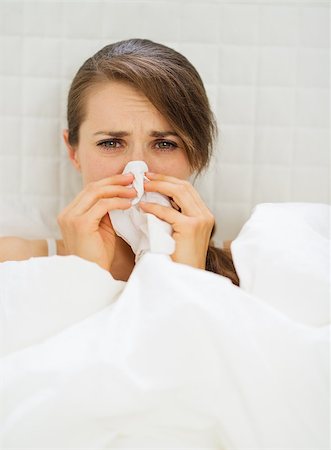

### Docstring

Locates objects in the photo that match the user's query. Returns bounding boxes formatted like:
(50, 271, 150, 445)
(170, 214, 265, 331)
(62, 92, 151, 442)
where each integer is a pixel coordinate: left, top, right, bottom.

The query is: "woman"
(0, 38, 239, 286)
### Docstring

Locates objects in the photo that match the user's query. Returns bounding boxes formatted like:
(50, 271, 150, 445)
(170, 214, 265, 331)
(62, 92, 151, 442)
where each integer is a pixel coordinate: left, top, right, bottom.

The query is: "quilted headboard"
(0, 0, 329, 245)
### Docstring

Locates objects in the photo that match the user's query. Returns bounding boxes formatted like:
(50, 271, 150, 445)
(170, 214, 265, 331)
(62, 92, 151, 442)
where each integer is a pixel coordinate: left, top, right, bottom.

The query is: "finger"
(139, 201, 181, 225)
(68, 173, 135, 210)
(143, 180, 202, 217)
(145, 172, 186, 185)
(71, 185, 136, 216)
(94, 173, 134, 187)
(76, 197, 132, 231)
(145, 172, 210, 214)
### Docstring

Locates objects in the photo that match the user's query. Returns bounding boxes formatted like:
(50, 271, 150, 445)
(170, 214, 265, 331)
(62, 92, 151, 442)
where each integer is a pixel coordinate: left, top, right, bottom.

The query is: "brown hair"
(66, 38, 239, 286)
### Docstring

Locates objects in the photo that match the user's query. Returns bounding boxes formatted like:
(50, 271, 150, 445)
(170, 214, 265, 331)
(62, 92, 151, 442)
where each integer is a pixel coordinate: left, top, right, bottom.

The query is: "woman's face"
(63, 81, 193, 186)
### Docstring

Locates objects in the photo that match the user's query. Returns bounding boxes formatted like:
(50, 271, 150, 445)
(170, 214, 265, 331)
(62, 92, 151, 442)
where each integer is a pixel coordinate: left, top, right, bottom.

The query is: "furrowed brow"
(93, 130, 179, 138)
(93, 131, 129, 137)
(149, 131, 179, 138)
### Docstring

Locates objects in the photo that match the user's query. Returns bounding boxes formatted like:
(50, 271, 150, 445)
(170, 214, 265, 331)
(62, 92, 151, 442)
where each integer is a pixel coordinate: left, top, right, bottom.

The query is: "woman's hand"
(140, 172, 215, 269)
(57, 173, 136, 272)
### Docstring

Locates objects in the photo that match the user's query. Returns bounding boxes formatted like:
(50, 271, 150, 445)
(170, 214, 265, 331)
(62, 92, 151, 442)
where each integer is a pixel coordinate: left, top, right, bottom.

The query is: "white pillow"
(231, 203, 330, 327)
(0, 198, 57, 239)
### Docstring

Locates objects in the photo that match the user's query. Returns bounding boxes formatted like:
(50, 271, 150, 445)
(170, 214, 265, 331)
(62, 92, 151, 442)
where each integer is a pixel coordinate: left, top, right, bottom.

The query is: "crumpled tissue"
(109, 161, 176, 262)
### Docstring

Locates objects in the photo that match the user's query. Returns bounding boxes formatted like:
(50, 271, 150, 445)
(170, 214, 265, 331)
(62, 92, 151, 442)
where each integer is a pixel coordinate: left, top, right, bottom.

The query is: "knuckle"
(182, 179, 191, 187)
(207, 213, 215, 226)
(85, 182, 98, 194)
(196, 218, 205, 228)
(58, 213, 77, 230)
(99, 198, 111, 208)
(177, 183, 189, 195)
(189, 214, 214, 231)
(98, 198, 107, 206)
(64, 216, 75, 228)
(182, 180, 192, 191)
(57, 212, 67, 226)
(187, 217, 201, 231)
(74, 217, 87, 232)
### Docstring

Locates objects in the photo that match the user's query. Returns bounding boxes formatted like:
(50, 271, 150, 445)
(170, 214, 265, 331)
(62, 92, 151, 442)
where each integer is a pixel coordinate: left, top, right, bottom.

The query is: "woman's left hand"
(139, 172, 215, 269)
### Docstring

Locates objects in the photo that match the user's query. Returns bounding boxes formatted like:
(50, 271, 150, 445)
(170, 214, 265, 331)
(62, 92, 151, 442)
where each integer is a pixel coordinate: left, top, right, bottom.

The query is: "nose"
(124, 143, 153, 170)
(130, 144, 145, 161)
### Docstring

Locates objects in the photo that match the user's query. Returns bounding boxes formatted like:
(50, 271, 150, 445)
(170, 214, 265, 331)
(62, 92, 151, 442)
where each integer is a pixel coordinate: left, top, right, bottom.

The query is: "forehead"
(84, 81, 165, 120)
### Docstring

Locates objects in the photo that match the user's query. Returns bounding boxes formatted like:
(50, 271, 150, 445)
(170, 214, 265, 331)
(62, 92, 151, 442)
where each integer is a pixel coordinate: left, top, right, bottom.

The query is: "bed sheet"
(0, 202, 329, 449)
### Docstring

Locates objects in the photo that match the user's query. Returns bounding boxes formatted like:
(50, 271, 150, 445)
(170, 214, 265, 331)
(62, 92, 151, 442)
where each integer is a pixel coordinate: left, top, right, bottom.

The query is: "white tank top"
(46, 238, 57, 256)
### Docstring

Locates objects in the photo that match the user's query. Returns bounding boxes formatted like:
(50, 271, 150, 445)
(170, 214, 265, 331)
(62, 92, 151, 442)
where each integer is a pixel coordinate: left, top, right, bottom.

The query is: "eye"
(155, 140, 178, 151)
(97, 139, 122, 151)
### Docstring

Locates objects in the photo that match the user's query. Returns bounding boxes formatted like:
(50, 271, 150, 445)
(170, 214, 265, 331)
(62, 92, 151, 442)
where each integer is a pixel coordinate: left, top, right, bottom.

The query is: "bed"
(0, 201, 329, 449)
(0, 2, 329, 447)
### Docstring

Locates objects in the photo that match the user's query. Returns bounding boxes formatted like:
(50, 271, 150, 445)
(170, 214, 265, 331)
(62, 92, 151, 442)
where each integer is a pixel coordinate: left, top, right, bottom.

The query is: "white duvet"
(0, 203, 329, 449)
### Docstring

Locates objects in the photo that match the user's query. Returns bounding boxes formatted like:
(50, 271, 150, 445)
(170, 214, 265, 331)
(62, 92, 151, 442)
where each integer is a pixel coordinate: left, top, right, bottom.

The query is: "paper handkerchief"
(109, 161, 176, 262)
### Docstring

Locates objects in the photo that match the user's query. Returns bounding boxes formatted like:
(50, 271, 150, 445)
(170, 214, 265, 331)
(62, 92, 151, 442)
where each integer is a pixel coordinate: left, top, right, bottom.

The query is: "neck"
(57, 237, 135, 282)
(110, 236, 136, 281)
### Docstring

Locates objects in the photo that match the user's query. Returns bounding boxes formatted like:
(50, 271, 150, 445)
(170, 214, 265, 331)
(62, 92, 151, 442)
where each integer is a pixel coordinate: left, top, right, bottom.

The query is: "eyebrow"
(93, 130, 179, 138)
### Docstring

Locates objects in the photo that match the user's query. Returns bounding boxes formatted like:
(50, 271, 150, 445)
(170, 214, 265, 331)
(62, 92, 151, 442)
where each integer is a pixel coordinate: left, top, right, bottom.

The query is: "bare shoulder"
(0, 237, 49, 262)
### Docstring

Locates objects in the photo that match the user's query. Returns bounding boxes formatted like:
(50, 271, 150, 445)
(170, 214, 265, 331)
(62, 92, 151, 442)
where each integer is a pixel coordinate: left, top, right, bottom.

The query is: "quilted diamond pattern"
(0, 1, 329, 243)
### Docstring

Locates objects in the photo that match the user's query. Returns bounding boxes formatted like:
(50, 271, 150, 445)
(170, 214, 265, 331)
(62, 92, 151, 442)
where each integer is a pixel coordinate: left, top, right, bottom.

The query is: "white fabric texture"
(0, 202, 329, 449)
(231, 202, 330, 327)
(0, 256, 328, 448)
(109, 161, 176, 262)
(0, 3, 328, 245)
(0, 198, 58, 239)
(0, 256, 126, 357)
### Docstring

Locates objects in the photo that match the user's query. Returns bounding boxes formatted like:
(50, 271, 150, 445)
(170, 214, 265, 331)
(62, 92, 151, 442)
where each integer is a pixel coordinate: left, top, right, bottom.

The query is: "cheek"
(79, 149, 192, 183)
(148, 155, 192, 180)
(80, 153, 124, 184)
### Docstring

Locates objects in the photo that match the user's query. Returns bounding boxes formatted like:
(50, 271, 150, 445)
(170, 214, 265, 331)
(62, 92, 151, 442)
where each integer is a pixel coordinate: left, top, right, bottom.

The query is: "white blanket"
(0, 203, 329, 449)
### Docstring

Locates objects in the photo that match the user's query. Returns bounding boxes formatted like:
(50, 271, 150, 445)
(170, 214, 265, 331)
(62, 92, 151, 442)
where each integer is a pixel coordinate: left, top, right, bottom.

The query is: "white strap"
(46, 238, 57, 256)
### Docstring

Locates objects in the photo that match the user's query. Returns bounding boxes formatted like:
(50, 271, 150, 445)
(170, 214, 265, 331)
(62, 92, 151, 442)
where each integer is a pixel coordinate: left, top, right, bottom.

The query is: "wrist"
(56, 239, 67, 256)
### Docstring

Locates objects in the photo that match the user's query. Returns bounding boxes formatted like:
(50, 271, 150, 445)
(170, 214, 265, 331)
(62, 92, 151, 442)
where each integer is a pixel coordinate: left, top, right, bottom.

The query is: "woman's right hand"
(57, 173, 136, 272)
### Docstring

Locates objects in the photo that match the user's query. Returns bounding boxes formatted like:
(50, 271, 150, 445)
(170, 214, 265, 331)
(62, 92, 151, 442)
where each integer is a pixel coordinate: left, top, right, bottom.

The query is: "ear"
(62, 129, 81, 172)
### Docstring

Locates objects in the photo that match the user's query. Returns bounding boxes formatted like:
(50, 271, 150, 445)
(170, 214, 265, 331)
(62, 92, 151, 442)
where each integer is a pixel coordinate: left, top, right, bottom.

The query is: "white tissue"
(109, 161, 176, 262)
